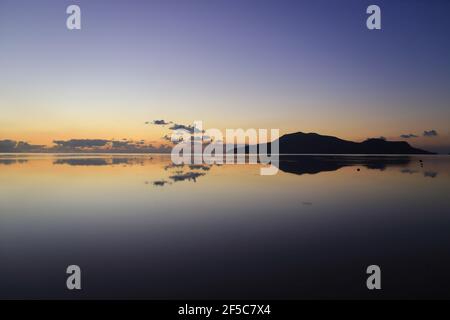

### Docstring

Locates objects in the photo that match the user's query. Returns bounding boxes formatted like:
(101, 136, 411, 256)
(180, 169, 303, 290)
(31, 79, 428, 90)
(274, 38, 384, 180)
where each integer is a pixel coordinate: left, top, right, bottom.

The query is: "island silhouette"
(238, 132, 433, 155)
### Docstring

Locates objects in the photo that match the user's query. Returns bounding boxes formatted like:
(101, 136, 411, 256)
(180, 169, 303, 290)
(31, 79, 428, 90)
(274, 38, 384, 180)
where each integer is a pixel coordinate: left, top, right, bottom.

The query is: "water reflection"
(53, 157, 146, 166)
(1, 154, 449, 299)
(0, 159, 28, 165)
(277, 155, 413, 175)
(54, 158, 110, 166)
(424, 171, 438, 178)
(401, 168, 418, 174)
(152, 180, 170, 187)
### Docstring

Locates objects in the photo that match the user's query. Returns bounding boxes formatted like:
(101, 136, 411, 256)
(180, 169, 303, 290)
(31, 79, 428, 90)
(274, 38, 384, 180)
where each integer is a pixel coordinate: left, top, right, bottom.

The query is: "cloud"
(0, 140, 18, 152)
(150, 120, 171, 125)
(423, 130, 438, 137)
(111, 140, 131, 148)
(162, 134, 182, 143)
(0, 137, 173, 154)
(169, 123, 204, 134)
(53, 139, 110, 148)
(400, 134, 418, 139)
(0, 140, 45, 152)
(49, 139, 172, 154)
(169, 123, 196, 134)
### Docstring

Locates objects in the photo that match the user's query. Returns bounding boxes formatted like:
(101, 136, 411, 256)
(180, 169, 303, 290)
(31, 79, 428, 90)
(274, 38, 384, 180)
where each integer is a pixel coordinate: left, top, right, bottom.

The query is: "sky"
(0, 0, 449, 152)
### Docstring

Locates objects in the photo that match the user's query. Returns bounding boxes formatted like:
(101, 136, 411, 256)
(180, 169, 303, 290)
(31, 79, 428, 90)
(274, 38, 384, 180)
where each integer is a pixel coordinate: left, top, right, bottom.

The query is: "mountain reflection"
(277, 155, 413, 175)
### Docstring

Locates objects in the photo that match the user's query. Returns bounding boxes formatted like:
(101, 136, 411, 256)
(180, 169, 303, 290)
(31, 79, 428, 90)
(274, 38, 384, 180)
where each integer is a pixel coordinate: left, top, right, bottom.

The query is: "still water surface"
(0, 154, 449, 298)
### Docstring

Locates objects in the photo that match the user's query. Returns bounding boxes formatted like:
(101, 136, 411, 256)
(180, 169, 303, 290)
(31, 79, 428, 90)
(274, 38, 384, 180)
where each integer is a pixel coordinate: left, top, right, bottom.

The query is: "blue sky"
(0, 0, 449, 152)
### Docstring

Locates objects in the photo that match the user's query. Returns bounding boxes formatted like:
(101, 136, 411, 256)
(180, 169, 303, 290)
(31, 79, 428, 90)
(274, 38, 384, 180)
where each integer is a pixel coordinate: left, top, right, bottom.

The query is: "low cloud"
(53, 139, 110, 148)
(400, 134, 418, 139)
(0, 140, 45, 152)
(0, 137, 173, 154)
(0, 140, 19, 152)
(423, 130, 438, 137)
(111, 140, 132, 148)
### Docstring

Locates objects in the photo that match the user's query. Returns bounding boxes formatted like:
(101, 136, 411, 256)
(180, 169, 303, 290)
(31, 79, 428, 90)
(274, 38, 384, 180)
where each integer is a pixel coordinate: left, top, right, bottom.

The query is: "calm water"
(0, 154, 449, 299)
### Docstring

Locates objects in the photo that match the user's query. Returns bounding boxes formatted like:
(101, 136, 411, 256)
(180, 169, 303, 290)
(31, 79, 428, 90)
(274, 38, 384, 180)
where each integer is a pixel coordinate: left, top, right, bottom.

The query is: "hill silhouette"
(241, 132, 433, 154)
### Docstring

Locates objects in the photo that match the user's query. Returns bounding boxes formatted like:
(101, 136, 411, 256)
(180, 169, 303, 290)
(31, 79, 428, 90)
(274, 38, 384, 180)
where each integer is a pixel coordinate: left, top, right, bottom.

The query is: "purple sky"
(0, 0, 449, 152)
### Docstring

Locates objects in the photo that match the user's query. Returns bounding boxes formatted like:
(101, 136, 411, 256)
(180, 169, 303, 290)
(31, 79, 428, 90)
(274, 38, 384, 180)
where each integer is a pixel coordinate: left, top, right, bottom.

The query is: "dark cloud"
(49, 139, 172, 154)
(169, 123, 204, 134)
(111, 140, 131, 148)
(169, 123, 196, 134)
(423, 130, 438, 137)
(400, 134, 418, 139)
(0, 140, 45, 152)
(0, 137, 173, 154)
(151, 120, 171, 125)
(0, 140, 19, 152)
(53, 139, 110, 148)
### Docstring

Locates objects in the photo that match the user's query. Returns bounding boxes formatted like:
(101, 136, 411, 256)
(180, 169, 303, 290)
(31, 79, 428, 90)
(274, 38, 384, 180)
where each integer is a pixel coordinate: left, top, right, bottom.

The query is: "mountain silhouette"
(240, 132, 433, 154)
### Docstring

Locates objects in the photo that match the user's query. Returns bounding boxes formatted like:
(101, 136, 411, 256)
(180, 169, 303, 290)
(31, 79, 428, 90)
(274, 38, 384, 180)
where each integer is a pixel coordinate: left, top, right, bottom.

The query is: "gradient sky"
(0, 0, 449, 152)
